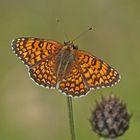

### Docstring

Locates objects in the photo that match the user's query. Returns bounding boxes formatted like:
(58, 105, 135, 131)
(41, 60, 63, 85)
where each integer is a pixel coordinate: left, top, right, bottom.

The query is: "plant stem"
(67, 96, 76, 140)
(100, 137, 116, 140)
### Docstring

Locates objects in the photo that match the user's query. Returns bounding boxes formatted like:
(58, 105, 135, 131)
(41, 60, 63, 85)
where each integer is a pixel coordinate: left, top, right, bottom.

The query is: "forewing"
(76, 50, 121, 89)
(58, 61, 90, 97)
(29, 56, 57, 89)
(11, 37, 63, 67)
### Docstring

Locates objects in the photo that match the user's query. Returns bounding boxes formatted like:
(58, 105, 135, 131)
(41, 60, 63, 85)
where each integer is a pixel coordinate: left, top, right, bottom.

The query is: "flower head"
(89, 94, 131, 139)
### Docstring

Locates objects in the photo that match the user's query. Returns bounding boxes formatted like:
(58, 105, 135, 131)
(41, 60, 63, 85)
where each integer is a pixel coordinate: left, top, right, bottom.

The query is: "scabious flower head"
(89, 94, 131, 139)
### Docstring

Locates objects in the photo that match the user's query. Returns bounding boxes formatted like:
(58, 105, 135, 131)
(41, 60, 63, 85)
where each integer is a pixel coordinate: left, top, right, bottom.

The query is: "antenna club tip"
(56, 18, 60, 23)
(88, 27, 93, 30)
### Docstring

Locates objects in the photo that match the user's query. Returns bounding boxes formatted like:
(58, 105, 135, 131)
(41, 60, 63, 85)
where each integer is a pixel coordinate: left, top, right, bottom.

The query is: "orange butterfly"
(11, 37, 121, 97)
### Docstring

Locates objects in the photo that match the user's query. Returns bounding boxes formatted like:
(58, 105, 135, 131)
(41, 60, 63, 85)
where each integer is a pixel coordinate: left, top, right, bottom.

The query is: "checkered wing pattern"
(11, 37, 63, 68)
(59, 62, 90, 97)
(76, 50, 121, 89)
(29, 56, 57, 88)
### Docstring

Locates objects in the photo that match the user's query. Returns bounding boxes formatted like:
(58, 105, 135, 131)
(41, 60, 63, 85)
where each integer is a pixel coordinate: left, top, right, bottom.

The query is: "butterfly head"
(64, 41, 78, 50)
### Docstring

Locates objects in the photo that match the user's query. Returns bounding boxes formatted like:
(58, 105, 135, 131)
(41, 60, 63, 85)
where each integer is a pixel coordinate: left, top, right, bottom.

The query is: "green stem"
(100, 138, 105, 140)
(100, 137, 116, 140)
(67, 96, 76, 140)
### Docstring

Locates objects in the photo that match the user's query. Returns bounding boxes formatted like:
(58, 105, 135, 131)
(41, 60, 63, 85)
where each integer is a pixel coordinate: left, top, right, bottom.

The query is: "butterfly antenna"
(71, 26, 94, 42)
(56, 18, 69, 41)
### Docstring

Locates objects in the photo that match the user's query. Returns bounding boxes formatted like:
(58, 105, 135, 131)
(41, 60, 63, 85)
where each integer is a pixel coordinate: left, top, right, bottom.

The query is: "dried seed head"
(89, 94, 131, 139)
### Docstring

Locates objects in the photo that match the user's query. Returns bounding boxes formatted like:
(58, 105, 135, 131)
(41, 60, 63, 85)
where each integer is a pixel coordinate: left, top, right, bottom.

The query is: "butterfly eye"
(64, 41, 70, 45)
(72, 45, 78, 49)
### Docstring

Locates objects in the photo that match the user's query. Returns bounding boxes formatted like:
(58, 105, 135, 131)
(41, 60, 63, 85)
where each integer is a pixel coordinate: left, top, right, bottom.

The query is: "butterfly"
(11, 37, 121, 97)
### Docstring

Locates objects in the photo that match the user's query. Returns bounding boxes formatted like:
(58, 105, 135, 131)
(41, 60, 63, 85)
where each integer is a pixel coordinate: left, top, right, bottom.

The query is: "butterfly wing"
(58, 61, 90, 97)
(76, 50, 121, 89)
(29, 56, 58, 88)
(11, 37, 63, 68)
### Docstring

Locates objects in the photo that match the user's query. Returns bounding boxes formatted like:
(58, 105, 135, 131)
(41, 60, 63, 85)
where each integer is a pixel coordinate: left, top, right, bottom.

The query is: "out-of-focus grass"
(0, 0, 140, 139)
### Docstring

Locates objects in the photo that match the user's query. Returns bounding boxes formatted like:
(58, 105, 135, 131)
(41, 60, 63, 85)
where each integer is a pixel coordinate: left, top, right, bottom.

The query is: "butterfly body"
(11, 37, 121, 97)
(56, 42, 76, 82)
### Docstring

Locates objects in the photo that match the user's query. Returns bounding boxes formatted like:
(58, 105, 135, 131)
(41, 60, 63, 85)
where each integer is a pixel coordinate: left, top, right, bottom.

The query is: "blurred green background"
(0, 0, 139, 139)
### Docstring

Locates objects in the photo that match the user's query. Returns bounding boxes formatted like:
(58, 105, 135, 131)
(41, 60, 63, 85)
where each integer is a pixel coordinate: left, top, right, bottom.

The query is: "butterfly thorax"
(56, 42, 77, 82)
